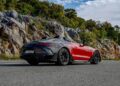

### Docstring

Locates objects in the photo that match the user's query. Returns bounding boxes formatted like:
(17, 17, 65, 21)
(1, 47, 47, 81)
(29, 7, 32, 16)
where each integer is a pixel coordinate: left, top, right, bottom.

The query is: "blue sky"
(49, 0, 120, 26)
(49, 0, 94, 8)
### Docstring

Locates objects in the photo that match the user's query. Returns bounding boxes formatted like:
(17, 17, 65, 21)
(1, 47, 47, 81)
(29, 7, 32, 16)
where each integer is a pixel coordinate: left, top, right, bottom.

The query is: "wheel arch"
(90, 50, 102, 62)
(61, 47, 73, 62)
(96, 50, 101, 61)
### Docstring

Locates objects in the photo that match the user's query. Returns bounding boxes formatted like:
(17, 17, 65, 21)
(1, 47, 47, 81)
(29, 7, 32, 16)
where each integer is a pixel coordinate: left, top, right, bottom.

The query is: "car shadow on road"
(0, 63, 56, 67)
(0, 62, 92, 67)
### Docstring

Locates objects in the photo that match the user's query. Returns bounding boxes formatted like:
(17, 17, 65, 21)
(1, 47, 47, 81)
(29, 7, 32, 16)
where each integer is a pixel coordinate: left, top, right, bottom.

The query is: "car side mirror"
(79, 44, 84, 47)
(77, 40, 85, 47)
(81, 40, 87, 46)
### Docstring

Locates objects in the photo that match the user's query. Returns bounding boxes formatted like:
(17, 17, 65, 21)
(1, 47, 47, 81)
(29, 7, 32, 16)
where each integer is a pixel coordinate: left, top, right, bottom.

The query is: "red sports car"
(20, 37, 101, 65)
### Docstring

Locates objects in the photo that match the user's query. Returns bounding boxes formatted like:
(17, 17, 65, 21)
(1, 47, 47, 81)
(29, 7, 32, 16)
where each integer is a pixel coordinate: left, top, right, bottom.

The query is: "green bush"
(93, 29, 107, 39)
(17, 2, 35, 15)
(79, 31, 97, 46)
(0, 0, 5, 11)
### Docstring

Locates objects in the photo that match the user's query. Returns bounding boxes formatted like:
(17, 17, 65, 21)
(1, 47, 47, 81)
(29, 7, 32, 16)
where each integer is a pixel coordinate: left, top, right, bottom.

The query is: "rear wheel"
(27, 58, 39, 66)
(56, 48, 70, 66)
(90, 51, 101, 64)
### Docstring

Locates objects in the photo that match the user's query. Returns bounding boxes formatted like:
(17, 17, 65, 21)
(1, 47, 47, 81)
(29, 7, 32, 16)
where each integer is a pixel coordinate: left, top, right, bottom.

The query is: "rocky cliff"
(0, 10, 120, 59)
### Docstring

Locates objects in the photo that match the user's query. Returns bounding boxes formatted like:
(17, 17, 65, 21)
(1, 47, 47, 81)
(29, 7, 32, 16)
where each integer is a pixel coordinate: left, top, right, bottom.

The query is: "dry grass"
(0, 54, 20, 60)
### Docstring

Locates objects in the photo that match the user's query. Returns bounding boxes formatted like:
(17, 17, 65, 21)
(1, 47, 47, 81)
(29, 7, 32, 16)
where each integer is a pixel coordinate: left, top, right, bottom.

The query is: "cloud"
(76, 0, 120, 26)
(49, 0, 120, 26)
(49, 0, 73, 5)
(49, 0, 89, 7)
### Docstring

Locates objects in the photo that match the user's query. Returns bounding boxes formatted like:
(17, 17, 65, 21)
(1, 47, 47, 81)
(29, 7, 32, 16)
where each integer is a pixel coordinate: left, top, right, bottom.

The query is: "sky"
(49, 0, 120, 26)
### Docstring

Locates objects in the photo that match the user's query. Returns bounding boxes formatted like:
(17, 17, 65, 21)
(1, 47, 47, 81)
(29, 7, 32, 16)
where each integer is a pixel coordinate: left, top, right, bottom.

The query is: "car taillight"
(34, 48, 45, 54)
(37, 43, 51, 46)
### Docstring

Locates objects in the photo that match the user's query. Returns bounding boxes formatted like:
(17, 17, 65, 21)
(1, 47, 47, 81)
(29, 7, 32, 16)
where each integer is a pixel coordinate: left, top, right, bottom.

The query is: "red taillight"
(37, 43, 50, 46)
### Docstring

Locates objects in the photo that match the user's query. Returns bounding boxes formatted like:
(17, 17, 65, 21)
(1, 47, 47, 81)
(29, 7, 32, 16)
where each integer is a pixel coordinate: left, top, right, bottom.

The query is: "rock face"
(95, 39, 120, 59)
(0, 10, 46, 57)
(46, 21, 65, 37)
(0, 10, 120, 59)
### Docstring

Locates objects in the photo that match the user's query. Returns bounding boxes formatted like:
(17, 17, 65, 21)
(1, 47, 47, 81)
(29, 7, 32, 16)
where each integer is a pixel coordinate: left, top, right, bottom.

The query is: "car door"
(71, 43, 92, 61)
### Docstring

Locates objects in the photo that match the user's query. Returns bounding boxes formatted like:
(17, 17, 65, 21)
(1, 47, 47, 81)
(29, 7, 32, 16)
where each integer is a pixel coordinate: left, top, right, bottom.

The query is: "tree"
(93, 29, 107, 39)
(85, 19, 96, 31)
(0, 0, 5, 11)
(5, 0, 17, 10)
(49, 3, 64, 19)
(76, 17, 85, 27)
(79, 31, 97, 46)
(17, 2, 34, 15)
(114, 25, 120, 32)
(65, 9, 77, 19)
(102, 21, 112, 31)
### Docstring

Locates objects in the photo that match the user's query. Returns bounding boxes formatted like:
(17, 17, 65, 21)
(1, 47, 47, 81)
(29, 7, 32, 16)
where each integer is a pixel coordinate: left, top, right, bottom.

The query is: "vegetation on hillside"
(0, 0, 120, 45)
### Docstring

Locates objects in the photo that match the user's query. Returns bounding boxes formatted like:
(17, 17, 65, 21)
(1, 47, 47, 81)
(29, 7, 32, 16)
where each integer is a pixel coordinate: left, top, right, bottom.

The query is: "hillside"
(0, 0, 120, 59)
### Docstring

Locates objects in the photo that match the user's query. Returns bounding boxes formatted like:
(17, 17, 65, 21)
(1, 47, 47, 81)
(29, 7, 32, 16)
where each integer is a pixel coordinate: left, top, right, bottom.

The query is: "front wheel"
(56, 48, 70, 66)
(90, 51, 101, 64)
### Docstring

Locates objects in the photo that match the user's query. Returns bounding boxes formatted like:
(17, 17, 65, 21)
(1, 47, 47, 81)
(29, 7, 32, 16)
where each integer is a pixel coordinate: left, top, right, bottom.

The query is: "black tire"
(90, 51, 101, 64)
(56, 48, 70, 66)
(68, 55, 74, 65)
(27, 58, 39, 66)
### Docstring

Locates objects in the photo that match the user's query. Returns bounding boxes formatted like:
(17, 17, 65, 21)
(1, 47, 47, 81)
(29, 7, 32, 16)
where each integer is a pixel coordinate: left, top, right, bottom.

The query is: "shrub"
(79, 31, 97, 46)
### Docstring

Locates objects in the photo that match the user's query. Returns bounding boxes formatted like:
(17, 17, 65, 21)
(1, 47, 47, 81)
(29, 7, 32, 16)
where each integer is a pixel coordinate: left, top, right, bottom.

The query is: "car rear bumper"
(21, 53, 54, 62)
(20, 47, 56, 62)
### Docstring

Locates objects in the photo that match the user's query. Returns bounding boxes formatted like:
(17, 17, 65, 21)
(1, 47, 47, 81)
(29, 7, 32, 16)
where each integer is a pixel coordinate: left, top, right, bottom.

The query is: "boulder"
(11, 25, 24, 48)
(10, 18, 25, 29)
(65, 27, 80, 42)
(4, 10, 18, 19)
(46, 21, 64, 37)
(11, 43, 19, 55)
(10, 10, 18, 19)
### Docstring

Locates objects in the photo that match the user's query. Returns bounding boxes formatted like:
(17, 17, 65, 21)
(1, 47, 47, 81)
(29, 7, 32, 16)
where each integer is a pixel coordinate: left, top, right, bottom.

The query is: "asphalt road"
(0, 60, 120, 86)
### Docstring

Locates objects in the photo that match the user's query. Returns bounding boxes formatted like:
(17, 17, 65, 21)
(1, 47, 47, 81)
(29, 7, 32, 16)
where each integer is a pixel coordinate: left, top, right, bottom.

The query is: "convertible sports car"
(20, 37, 101, 65)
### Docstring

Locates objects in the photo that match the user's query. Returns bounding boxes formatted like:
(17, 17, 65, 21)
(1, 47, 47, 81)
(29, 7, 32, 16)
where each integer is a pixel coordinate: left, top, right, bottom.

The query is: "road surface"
(0, 60, 120, 86)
